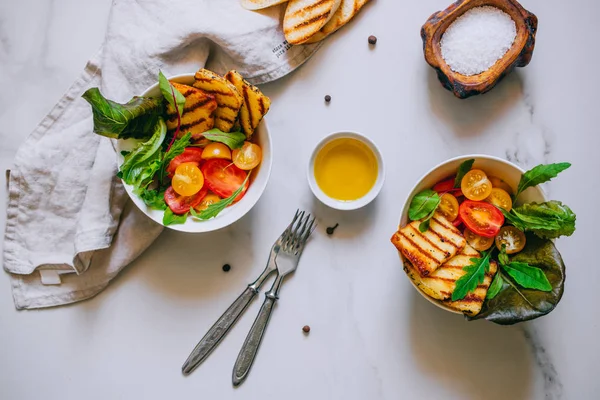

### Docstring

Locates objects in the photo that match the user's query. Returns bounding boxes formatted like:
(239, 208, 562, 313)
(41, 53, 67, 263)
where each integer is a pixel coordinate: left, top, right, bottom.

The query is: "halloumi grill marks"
(225, 70, 271, 139)
(305, 0, 371, 44)
(193, 69, 243, 133)
(283, 0, 342, 45)
(165, 82, 217, 140)
(391, 215, 466, 277)
(442, 260, 498, 316)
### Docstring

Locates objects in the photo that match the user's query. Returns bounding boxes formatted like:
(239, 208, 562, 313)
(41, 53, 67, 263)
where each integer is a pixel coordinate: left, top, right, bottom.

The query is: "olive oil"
(314, 138, 378, 201)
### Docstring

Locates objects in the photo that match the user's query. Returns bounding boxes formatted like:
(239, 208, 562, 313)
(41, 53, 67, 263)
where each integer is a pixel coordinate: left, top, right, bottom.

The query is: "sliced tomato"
(452, 218, 463, 227)
(458, 200, 504, 238)
(433, 177, 463, 197)
(495, 226, 526, 254)
(166, 147, 204, 178)
(201, 159, 249, 202)
(164, 185, 207, 215)
(438, 193, 459, 222)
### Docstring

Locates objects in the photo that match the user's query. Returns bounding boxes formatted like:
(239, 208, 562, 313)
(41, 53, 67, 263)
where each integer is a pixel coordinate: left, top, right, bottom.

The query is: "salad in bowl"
(391, 155, 576, 325)
(83, 68, 272, 232)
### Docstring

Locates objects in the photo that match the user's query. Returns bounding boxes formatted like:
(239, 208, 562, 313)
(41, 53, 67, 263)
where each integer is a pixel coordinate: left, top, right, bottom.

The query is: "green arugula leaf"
(157, 132, 192, 186)
(502, 262, 552, 291)
(504, 201, 576, 239)
(82, 88, 163, 140)
(202, 129, 246, 149)
(190, 175, 250, 220)
(486, 273, 504, 300)
(452, 249, 492, 301)
(454, 159, 475, 188)
(163, 208, 188, 226)
(136, 188, 167, 210)
(516, 162, 571, 198)
(408, 189, 441, 221)
(158, 71, 185, 118)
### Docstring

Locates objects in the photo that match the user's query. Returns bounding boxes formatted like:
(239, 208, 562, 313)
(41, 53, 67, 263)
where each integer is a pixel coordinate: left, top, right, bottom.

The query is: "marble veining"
(522, 326, 563, 400)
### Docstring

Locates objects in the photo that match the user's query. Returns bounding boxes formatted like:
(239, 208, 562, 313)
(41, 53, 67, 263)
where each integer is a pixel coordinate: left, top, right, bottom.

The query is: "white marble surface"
(1, 0, 599, 399)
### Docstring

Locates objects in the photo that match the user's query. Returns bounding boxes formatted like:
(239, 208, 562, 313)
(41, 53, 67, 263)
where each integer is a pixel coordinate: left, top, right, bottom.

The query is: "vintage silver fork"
(181, 211, 304, 376)
(232, 211, 315, 386)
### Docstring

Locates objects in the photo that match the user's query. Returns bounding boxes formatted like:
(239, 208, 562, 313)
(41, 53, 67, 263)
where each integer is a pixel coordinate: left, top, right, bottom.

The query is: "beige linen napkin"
(3, 0, 321, 309)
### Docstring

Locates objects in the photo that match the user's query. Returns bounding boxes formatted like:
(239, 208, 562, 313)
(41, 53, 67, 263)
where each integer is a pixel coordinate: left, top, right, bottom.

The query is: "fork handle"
(182, 286, 258, 375)
(232, 293, 278, 386)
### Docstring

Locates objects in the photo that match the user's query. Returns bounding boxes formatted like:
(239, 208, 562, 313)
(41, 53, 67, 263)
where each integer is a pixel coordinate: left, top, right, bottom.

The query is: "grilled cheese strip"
(442, 260, 498, 316)
(225, 70, 271, 139)
(283, 0, 342, 45)
(305, 0, 371, 44)
(166, 82, 217, 140)
(391, 215, 466, 277)
(193, 69, 243, 133)
(404, 244, 481, 301)
(240, 0, 289, 10)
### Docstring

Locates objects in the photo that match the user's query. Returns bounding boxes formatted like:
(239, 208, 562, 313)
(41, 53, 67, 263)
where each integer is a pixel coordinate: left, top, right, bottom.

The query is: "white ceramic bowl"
(397, 154, 547, 314)
(307, 131, 385, 210)
(116, 74, 272, 233)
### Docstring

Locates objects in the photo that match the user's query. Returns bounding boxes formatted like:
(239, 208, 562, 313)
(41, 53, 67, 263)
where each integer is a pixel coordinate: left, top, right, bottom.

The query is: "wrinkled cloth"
(3, 0, 321, 309)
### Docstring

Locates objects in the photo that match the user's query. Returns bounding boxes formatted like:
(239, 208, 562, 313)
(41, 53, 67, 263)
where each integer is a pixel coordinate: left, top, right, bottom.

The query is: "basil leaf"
(202, 129, 246, 149)
(158, 71, 185, 118)
(136, 188, 167, 210)
(469, 234, 565, 325)
(191, 175, 249, 220)
(486, 273, 504, 300)
(452, 249, 492, 301)
(408, 189, 441, 221)
(454, 159, 475, 188)
(119, 118, 167, 187)
(505, 201, 576, 239)
(163, 208, 188, 225)
(516, 162, 571, 198)
(157, 132, 192, 186)
(418, 206, 438, 232)
(502, 262, 552, 291)
(82, 88, 162, 140)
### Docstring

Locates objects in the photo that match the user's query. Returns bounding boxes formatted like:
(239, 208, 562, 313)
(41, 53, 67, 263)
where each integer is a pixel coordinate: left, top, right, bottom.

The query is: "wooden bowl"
(421, 0, 537, 99)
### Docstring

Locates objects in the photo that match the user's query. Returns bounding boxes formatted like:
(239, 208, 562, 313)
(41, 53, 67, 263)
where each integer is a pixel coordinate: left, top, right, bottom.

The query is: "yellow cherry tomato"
(495, 226, 526, 254)
(438, 193, 460, 222)
(201, 142, 232, 160)
(464, 228, 494, 251)
(172, 162, 204, 196)
(461, 169, 493, 201)
(232, 142, 262, 170)
(489, 176, 513, 195)
(485, 188, 513, 212)
(196, 193, 221, 211)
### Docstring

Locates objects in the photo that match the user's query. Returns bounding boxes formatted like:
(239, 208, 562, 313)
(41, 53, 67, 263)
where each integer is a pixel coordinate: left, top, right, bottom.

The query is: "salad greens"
(157, 132, 192, 185)
(407, 189, 441, 232)
(82, 88, 163, 140)
(159, 71, 185, 118)
(454, 158, 475, 188)
(502, 201, 576, 239)
(515, 162, 571, 198)
(163, 208, 188, 226)
(201, 129, 246, 150)
(486, 273, 504, 300)
(452, 248, 493, 301)
(190, 175, 250, 220)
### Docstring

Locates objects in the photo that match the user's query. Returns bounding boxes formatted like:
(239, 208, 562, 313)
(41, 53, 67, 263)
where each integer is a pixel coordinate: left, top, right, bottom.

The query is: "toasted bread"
(442, 261, 498, 316)
(240, 0, 289, 10)
(166, 82, 217, 140)
(391, 215, 466, 277)
(283, 0, 342, 45)
(193, 69, 243, 133)
(305, 0, 370, 43)
(224, 70, 271, 139)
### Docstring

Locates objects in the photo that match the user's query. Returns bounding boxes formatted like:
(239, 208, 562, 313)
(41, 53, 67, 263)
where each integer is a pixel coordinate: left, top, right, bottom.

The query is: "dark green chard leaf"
(486, 273, 504, 300)
(163, 208, 188, 226)
(502, 262, 552, 291)
(454, 159, 475, 188)
(469, 234, 565, 325)
(190, 176, 250, 220)
(515, 162, 571, 198)
(452, 249, 492, 301)
(82, 88, 163, 140)
(202, 129, 246, 149)
(408, 189, 441, 221)
(158, 71, 186, 118)
(503, 201, 576, 239)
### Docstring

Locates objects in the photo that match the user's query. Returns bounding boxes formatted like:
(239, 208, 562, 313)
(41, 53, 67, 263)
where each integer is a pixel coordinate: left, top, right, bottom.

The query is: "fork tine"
(282, 210, 304, 249)
(298, 217, 316, 249)
(279, 209, 300, 245)
(292, 213, 312, 248)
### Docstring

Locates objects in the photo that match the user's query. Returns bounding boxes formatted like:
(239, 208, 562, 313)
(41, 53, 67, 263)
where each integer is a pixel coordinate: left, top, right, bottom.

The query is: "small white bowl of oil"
(307, 131, 385, 210)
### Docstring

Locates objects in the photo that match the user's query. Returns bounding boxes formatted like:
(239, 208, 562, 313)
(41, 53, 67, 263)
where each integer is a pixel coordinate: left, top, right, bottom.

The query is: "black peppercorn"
(368, 35, 377, 45)
(222, 264, 231, 272)
(302, 325, 310, 333)
(326, 223, 339, 235)
(324, 94, 331, 103)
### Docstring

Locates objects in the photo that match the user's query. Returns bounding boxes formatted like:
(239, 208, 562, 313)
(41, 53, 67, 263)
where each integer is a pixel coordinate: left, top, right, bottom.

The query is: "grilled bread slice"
(283, 0, 342, 45)
(391, 215, 466, 277)
(404, 244, 481, 301)
(166, 82, 217, 140)
(193, 69, 243, 133)
(240, 0, 289, 10)
(224, 70, 271, 139)
(442, 260, 498, 316)
(305, 0, 371, 44)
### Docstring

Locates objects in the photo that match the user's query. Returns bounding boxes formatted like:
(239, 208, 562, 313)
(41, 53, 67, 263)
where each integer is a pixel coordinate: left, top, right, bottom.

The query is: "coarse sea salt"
(441, 6, 517, 76)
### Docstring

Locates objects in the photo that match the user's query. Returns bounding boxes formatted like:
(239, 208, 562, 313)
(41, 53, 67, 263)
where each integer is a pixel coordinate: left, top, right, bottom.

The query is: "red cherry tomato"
(167, 147, 204, 178)
(433, 177, 463, 197)
(458, 200, 505, 238)
(201, 159, 249, 202)
(164, 185, 207, 215)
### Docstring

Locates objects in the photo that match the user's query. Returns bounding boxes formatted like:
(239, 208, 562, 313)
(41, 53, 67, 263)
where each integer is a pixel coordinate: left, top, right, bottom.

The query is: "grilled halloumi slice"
(404, 244, 481, 301)
(193, 69, 243, 133)
(166, 82, 217, 140)
(391, 215, 466, 277)
(442, 260, 498, 316)
(305, 0, 371, 44)
(225, 70, 271, 139)
(240, 0, 288, 10)
(283, 0, 342, 45)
